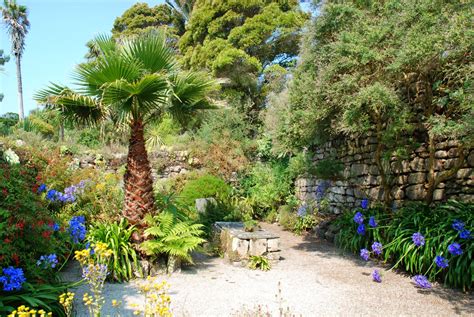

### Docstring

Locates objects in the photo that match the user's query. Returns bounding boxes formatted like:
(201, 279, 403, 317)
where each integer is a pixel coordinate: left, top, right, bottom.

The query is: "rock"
(231, 238, 250, 259)
(405, 185, 426, 200)
(392, 188, 404, 200)
(435, 150, 448, 159)
(195, 198, 217, 214)
(266, 251, 281, 261)
(408, 172, 426, 184)
(433, 189, 445, 201)
(410, 157, 426, 172)
(456, 168, 472, 179)
(351, 164, 367, 176)
(467, 151, 474, 167)
(267, 238, 280, 252)
(249, 238, 267, 256)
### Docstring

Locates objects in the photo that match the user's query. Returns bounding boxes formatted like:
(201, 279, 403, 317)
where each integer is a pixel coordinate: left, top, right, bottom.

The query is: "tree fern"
(142, 211, 205, 263)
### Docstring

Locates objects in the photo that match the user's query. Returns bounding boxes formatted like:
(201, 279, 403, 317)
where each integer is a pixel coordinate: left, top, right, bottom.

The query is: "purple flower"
(50, 223, 60, 232)
(371, 242, 383, 255)
(452, 219, 465, 231)
(412, 275, 431, 289)
(434, 256, 448, 269)
(297, 203, 307, 218)
(459, 230, 471, 239)
(357, 224, 366, 235)
(360, 248, 370, 261)
(361, 199, 369, 210)
(447, 243, 463, 256)
(0, 267, 26, 291)
(372, 269, 382, 283)
(412, 232, 425, 247)
(368, 216, 377, 228)
(37, 254, 58, 269)
(37, 184, 47, 193)
(353, 212, 364, 224)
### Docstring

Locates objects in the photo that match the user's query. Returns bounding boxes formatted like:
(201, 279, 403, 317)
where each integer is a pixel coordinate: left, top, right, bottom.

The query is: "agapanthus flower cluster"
(361, 199, 369, 210)
(452, 219, 465, 231)
(371, 242, 383, 256)
(40, 181, 87, 204)
(412, 232, 425, 247)
(357, 224, 366, 235)
(459, 229, 471, 239)
(353, 212, 364, 224)
(368, 216, 377, 228)
(50, 222, 60, 232)
(447, 242, 463, 256)
(412, 275, 431, 289)
(0, 266, 26, 291)
(69, 215, 86, 244)
(360, 248, 370, 261)
(36, 254, 58, 269)
(372, 269, 382, 283)
(297, 203, 308, 218)
(434, 255, 449, 269)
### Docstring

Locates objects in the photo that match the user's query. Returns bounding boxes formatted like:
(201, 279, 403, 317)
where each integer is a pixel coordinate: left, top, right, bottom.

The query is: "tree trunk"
(123, 120, 155, 241)
(15, 57, 24, 120)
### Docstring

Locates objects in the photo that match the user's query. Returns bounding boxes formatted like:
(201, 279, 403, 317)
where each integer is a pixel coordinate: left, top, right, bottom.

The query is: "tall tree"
(1, 0, 30, 120)
(179, 0, 308, 122)
(0, 49, 9, 102)
(166, 0, 195, 23)
(35, 33, 215, 239)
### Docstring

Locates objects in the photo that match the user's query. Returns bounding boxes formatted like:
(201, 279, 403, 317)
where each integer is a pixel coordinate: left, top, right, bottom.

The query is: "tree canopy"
(179, 0, 308, 113)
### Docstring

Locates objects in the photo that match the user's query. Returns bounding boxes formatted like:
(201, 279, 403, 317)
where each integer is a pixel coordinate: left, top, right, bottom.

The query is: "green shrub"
(197, 200, 241, 237)
(178, 174, 231, 208)
(314, 158, 344, 180)
(278, 205, 297, 231)
(334, 201, 473, 291)
(77, 129, 101, 148)
(293, 214, 317, 235)
(87, 219, 140, 282)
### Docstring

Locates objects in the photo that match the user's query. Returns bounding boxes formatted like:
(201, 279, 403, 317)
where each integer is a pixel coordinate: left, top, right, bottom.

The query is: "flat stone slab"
(214, 222, 280, 240)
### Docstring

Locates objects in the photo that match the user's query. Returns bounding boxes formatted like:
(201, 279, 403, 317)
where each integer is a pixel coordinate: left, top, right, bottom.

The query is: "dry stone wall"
(295, 136, 474, 214)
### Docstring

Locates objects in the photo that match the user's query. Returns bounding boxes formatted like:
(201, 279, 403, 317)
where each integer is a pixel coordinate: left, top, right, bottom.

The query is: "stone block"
(408, 172, 427, 184)
(267, 238, 280, 252)
(231, 238, 249, 257)
(435, 150, 448, 159)
(405, 185, 426, 200)
(351, 164, 368, 176)
(433, 189, 445, 201)
(456, 168, 472, 179)
(195, 198, 217, 213)
(266, 251, 281, 261)
(249, 238, 267, 256)
(410, 157, 426, 172)
(392, 188, 404, 200)
(467, 151, 474, 167)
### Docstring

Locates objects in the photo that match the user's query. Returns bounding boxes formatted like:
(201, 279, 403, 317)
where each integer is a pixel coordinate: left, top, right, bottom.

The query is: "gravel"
(64, 223, 473, 316)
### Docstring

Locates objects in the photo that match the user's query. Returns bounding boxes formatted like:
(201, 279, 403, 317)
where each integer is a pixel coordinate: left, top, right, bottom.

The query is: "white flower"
(3, 148, 20, 165)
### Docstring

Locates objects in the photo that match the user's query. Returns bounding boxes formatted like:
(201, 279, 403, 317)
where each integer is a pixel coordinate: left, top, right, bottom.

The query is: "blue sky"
(0, 0, 164, 116)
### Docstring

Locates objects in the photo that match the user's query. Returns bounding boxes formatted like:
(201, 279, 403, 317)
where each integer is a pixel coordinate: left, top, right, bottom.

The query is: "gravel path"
(65, 223, 473, 316)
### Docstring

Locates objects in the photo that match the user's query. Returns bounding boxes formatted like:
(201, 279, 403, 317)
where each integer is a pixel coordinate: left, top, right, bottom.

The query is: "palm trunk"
(15, 57, 24, 120)
(123, 120, 155, 241)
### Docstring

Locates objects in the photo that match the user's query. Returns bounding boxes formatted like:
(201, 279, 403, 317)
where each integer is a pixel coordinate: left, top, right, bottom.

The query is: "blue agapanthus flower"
(297, 203, 307, 218)
(459, 229, 471, 239)
(353, 212, 364, 224)
(50, 223, 60, 232)
(37, 254, 59, 269)
(448, 243, 463, 256)
(0, 267, 26, 291)
(37, 184, 47, 194)
(434, 256, 448, 269)
(372, 269, 382, 283)
(360, 248, 370, 261)
(69, 216, 86, 244)
(412, 275, 431, 289)
(452, 219, 465, 231)
(46, 189, 58, 201)
(412, 232, 425, 247)
(371, 242, 383, 255)
(361, 199, 369, 210)
(357, 224, 366, 235)
(368, 216, 377, 228)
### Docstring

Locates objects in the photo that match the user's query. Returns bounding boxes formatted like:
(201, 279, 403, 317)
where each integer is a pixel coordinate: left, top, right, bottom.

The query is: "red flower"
(16, 221, 25, 230)
(1, 188, 7, 196)
(42, 230, 52, 239)
(37, 220, 45, 227)
(12, 253, 20, 266)
(3, 238, 11, 244)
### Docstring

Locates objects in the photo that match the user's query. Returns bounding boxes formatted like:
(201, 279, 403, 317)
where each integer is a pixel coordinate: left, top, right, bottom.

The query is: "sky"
(0, 0, 164, 116)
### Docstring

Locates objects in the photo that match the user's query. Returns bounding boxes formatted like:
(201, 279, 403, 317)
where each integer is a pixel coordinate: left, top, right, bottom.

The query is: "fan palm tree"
(1, 0, 29, 119)
(166, 0, 194, 22)
(35, 33, 215, 238)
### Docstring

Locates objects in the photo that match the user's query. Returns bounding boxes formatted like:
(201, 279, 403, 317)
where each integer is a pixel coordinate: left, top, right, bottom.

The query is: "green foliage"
(314, 159, 344, 180)
(277, 205, 297, 231)
(141, 211, 205, 263)
(239, 161, 292, 218)
(178, 174, 231, 208)
(0, 112, 19, 135)
(0, 282, 70, 316)
(278, 0, 473, 156)
(196, 200, 242, 237)
(293, 214, 317, 235)
(243, 219, 259, 232)
(145, 114, 181, 149)
(334, 201, 473, 291)
(248, 255, 271, 271)
(179, 0, 308, 117)
(77, 128, 101, 148)
(112, 2, 185, 37)
(87, 219, 140, 282)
